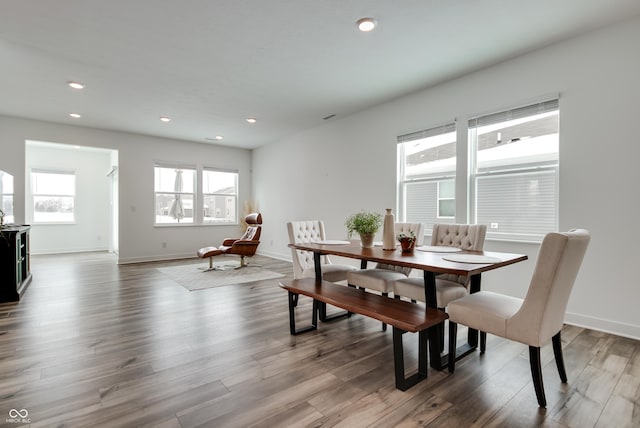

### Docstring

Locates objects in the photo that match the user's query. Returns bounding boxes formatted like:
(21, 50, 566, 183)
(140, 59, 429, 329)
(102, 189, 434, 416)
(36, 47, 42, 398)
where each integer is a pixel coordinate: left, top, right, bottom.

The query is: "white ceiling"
(2, 1, 640, 150)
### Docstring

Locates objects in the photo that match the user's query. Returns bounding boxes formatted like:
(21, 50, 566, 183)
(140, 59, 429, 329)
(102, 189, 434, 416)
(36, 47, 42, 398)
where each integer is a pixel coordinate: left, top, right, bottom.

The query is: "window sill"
(424, 233, 544, 245)
(32, 222, 77, 226)
(485, 236, 543, 245)
(154, 222, 239, 228)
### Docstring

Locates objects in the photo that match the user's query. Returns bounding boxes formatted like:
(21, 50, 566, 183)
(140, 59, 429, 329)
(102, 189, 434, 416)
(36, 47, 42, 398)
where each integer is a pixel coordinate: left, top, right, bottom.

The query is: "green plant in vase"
(345, 211, 382, 248)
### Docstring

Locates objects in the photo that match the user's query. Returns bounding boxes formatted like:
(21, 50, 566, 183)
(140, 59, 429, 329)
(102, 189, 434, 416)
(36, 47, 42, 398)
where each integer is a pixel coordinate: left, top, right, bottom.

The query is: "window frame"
(30, 168, 77, 224)
(397, 122, 457, 230)
(468, 99, 560, 242)
(153, 163, 240, 227)
(153, 164, 197, 226)
(202, 166, 239, 224)
(0, 170, 14, 224)
(437, 179, 455, 219)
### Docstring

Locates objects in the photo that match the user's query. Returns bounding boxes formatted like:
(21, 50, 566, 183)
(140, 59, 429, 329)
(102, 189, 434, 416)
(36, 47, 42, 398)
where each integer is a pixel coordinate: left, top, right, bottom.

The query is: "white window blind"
(476, 170, 557, 239)
(468, 99, 559, 129)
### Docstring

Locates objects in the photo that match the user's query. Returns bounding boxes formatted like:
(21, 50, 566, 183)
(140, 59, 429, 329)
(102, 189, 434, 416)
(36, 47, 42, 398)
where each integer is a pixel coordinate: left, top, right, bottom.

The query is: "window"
(397, 122, 456, 232)
(153, 165, 237, 225)
(469, 99, 559, 241)
(203, 168, 238, 224)
(437, 179, 455, 218)
(154, 166, 195, 224)
(0, 171, 14, 224)
(31, 170, 76, 223)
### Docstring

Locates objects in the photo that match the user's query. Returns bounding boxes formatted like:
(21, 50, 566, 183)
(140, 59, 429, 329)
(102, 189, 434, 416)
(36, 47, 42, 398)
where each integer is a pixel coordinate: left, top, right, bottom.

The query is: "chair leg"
(381, 292, 388, 331)
(235, 255, 261, 269)
(200, 256, 218, 272)
(480, 331, 487, 354)
(529, 346, 547, 408)
(552, 331, 568, 383)
(448, 321, 457, 372)
(438, 308, 445, 352)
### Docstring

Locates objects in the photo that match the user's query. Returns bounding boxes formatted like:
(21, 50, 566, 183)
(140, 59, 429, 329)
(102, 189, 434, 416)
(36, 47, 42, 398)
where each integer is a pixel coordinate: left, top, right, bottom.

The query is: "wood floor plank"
(595, 373, 640, 428)
(551, 362, 624, 427)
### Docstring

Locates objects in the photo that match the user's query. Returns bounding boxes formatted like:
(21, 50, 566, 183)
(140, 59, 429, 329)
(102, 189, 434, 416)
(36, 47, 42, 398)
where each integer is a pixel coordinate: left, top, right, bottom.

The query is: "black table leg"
(315, 251, 350, 322)
(393, 327, 428, 391)
(288, 291, 317, 335)
(423, 271, 444, 370)
(467, 274, 481, 347)
(433, 273, 483, 368)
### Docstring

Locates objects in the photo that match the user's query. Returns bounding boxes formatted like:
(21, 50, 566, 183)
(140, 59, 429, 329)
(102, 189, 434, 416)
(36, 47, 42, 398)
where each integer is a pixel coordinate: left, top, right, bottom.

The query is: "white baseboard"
(118, 252, 269, 265)
(256, 249, 290, 262)
(31, 246, 109, 255)
(565, 312, 640, 341)
(117, 252, 198, 264)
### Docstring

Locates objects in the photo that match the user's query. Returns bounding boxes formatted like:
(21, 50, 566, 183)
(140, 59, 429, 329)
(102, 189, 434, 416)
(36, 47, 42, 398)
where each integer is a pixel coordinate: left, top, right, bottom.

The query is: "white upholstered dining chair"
(447, 229, 590, 408)
(393, 223, 487, 308)
(287, 220, 357, 282)
(346, 222, 424, 330)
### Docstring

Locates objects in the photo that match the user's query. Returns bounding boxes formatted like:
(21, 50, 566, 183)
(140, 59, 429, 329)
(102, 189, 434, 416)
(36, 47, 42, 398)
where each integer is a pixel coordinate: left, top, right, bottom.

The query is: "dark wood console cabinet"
(0, 225, 32, 302)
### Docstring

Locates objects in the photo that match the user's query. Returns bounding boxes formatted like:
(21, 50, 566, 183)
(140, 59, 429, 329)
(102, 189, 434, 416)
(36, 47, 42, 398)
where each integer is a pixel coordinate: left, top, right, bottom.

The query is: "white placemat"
(313, 240, 350, 245)
(443, 254, 502, 264)
(416, 245, 462, 253)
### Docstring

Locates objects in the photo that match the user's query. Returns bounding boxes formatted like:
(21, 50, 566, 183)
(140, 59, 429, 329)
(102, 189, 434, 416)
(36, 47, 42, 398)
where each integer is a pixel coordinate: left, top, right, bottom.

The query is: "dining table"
(288, 239, 528, 369)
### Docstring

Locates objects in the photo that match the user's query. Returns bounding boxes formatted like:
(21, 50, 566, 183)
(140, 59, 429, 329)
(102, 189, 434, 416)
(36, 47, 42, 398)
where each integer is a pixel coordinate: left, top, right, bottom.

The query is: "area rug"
(157, 262, 285, 291)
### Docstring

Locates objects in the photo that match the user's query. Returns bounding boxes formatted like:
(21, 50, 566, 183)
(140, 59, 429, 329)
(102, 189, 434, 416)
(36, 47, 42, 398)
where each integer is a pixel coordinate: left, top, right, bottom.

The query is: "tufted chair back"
(432, 223, 487, 286)
(394, 222, 425, 246)
(376, 222, 425, 275)
(287, 220, 331, 279)
(431, 223, 485, 249)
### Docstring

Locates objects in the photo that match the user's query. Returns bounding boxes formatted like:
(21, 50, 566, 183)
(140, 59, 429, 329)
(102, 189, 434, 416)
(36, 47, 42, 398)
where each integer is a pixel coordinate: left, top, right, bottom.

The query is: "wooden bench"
(279, 278, 448, 391)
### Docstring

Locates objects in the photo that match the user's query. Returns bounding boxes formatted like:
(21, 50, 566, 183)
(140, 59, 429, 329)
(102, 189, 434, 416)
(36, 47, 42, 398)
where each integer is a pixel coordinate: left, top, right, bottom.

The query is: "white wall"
(253, 17, 640, 339)
(0, 117, 252, 263)
(26, 142, 113, 254)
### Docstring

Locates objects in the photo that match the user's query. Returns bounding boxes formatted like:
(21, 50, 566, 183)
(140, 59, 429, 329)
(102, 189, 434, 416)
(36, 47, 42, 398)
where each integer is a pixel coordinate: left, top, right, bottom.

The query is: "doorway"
(25, 141, 119, 258)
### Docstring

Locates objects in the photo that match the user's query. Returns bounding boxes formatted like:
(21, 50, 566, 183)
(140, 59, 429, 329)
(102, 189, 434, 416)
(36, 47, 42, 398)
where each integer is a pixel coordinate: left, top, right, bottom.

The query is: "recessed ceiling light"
(356, 17, 377, 32)
(69, 113, 81, 118)
(160, 116, 172, 123)
(246, 117, 257, 124)
(206, 136, 224, 141)
(215, 135, 224, 140)
(68, 81, 85, 89)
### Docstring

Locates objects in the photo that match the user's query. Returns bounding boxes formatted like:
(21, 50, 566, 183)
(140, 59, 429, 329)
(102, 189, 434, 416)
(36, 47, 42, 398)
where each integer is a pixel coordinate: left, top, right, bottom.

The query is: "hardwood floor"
(1, 252, 638, 427)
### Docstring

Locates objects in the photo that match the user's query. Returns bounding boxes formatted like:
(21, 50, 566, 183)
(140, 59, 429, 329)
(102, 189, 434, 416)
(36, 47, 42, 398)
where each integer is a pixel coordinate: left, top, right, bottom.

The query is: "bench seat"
(279, 278, 446, 332)
(279, 278, 448, 390)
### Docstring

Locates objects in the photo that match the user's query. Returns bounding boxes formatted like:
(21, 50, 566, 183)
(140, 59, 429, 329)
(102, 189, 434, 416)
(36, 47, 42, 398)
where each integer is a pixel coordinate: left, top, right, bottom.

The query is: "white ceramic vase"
(382, 208, 395, 250)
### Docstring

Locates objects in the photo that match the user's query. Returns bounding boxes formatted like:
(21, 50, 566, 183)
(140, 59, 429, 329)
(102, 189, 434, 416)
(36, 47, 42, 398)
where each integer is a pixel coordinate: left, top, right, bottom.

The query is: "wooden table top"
(289, 240, 528, 276)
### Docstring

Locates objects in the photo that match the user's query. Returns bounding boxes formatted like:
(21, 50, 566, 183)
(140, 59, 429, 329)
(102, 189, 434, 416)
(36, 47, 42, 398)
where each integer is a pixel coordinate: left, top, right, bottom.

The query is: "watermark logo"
(6, 408, 31, 424)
